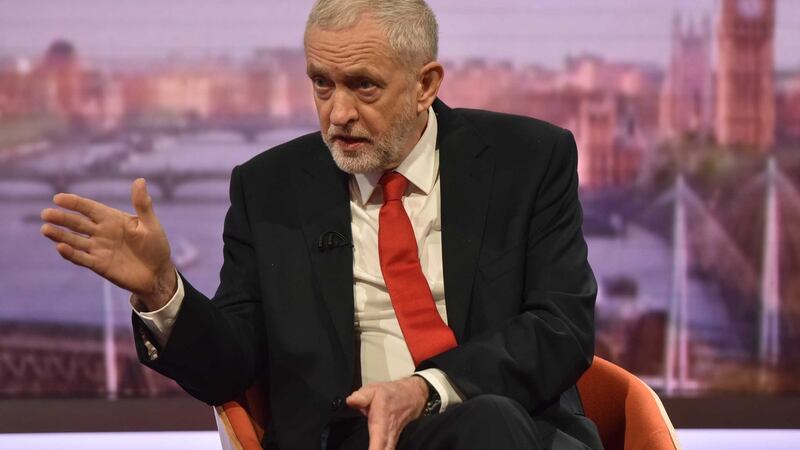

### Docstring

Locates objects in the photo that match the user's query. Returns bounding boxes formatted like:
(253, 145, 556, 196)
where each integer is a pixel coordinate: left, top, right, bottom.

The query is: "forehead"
(304, 20, 401, 76)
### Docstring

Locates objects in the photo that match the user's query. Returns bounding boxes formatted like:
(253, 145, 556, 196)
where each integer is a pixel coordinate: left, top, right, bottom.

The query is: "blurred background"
(0, 0, 799, 440)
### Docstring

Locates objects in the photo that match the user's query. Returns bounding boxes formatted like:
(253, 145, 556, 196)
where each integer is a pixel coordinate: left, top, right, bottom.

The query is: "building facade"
(715, 0, 776, 151)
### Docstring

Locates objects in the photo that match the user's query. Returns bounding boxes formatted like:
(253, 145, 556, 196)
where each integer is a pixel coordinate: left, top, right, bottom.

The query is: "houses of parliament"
(662, 0, 777, 152)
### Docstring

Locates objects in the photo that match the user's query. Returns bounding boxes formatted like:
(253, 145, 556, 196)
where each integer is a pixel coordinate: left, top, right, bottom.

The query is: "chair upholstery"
(214, 382, 267, 450)
(215, 356, 680, 450)
(577, 357, 680, 450)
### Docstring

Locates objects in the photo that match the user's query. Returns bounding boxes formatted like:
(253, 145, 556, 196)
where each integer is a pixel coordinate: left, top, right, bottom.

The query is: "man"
(40, 1, 601, 449)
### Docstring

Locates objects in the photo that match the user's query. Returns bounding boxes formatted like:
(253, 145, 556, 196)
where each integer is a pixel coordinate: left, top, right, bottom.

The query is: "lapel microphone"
(317, 231, 353, 251)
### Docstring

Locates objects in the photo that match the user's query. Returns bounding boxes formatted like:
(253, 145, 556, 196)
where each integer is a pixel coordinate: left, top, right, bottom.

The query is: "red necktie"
(378, 171, 457, 366)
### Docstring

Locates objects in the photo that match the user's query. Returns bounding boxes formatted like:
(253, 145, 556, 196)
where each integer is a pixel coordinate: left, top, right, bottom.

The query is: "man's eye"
(358, 80, 376, 90)
(313, 78, 331, 89)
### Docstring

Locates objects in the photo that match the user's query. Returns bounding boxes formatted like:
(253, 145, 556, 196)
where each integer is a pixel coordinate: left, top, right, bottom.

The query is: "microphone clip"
(317, 231, 353, 251)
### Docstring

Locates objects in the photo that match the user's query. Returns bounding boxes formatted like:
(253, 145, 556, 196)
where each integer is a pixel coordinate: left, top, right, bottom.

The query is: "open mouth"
(333, 135, 371, 149)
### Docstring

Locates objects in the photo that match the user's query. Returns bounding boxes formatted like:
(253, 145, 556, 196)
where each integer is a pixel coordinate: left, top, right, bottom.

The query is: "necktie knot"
(379, 171, 408, 203)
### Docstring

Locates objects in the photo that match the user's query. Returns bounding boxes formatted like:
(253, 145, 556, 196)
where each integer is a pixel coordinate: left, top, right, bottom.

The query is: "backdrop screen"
(1, 0, 799, 420)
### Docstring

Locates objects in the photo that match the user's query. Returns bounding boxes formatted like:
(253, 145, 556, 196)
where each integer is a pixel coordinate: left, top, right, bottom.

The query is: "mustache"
(326, 125, 373, 142)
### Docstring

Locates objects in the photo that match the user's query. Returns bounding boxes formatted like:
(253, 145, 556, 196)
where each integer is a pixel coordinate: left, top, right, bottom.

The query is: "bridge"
(0, 167, 231, 201)
(187, 114, 316, 143)
(0, 321, 180, 397)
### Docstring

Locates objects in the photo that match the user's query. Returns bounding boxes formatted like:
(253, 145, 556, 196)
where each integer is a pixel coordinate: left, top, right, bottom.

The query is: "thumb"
(346, 387, 374, 411)
(131, 178, 157, 226)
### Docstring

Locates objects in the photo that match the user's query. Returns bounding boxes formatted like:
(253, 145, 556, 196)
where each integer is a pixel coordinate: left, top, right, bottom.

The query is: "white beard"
(322, 97, 419, 174)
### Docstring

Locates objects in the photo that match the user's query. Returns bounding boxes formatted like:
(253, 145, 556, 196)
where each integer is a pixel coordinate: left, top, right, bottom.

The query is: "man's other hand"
(40, 178, 176, 311)
(346, 376, 428, 450)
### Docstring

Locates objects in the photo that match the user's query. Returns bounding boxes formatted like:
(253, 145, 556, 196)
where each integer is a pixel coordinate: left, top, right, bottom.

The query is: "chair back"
(214, 382, 267, 450)
(577, 357, 680, 450)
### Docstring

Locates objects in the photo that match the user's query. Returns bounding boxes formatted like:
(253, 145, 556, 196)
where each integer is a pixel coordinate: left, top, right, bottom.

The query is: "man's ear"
(416, 61, 444, 113)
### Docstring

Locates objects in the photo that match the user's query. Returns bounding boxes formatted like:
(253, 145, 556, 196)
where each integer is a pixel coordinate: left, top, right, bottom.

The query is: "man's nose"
(329, 91, 358, 127)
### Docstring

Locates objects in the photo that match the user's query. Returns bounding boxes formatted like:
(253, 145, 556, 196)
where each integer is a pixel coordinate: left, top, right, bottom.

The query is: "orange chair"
(215, 357, 680, 450)
(577, 357, 680, 450)
(214, 382, 267, 450)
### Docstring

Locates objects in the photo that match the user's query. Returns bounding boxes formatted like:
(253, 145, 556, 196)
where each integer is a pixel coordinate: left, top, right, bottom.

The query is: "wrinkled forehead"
(304, 23, 402, 75)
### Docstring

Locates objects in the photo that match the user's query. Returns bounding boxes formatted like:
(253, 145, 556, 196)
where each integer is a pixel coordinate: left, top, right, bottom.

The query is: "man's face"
(305, 16, 423, 174)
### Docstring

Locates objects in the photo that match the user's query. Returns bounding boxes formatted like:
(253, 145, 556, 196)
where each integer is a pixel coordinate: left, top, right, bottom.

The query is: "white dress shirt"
(132, 106, 463, 411)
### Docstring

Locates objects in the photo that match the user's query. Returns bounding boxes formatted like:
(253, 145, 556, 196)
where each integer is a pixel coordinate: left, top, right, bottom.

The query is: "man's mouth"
(333, 135, 371, 150)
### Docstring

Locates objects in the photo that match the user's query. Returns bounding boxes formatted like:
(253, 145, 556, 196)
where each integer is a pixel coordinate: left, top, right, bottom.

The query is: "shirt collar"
(354, 106, 438, 204)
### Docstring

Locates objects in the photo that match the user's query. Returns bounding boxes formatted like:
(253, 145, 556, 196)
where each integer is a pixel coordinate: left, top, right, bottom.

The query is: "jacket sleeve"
(132, 164, 268, 406)
(418, 128, 596, 412)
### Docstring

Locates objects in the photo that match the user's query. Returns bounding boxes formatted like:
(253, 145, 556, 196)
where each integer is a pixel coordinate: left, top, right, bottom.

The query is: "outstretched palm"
(40, 178, 175, 309)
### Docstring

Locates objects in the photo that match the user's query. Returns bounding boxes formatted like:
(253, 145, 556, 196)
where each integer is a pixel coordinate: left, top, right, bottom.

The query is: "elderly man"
(40, 1, 601, 449)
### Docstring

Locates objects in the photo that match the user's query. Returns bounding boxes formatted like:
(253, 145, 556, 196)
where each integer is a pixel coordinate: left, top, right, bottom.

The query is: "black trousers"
(327, 395, 598, 450)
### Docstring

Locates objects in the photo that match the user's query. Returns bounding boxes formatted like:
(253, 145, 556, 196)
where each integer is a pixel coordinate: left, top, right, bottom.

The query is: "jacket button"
(331, 397, 343, 410)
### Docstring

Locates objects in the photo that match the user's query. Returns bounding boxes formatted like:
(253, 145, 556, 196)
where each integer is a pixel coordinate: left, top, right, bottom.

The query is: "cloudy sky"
(0, 0, 798, 69)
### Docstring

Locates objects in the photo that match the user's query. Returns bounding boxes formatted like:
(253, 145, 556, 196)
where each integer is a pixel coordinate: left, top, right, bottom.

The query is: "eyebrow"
(306, 64, 326, 78)
(306, 63, 384, 82)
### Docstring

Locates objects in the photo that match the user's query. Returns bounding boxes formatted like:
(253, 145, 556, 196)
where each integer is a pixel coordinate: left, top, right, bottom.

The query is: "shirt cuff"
(129, 269, 185, 348)
(413, 368, 464, 412)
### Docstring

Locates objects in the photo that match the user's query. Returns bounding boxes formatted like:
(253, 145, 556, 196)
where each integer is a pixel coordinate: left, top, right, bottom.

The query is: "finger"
(346, 388, 374, 409)
(366, 416, 389, 450)
(54, 242, 96, 270)
(131, 178, 158, 227)
(53, 193, 108, 222)
(384, 434, 399, 450)
(385, 431, 399, 450)
(41, 223, 91, 252)
(41, 208, 97, 236)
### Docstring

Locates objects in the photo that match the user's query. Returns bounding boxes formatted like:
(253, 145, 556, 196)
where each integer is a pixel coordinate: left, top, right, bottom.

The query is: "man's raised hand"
(40, 178, 176, 311)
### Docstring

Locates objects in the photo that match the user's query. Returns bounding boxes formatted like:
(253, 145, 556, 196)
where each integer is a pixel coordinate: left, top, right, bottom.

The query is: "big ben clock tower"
(716, 0, 776, 151)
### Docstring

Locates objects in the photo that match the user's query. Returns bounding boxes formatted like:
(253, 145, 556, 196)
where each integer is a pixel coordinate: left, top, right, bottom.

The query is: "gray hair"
(304, 0, 438, 69)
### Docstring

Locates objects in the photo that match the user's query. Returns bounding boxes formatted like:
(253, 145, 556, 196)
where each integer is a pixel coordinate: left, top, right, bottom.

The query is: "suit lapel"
(435, 99, 494, 342)
(296, 144, 355, 370)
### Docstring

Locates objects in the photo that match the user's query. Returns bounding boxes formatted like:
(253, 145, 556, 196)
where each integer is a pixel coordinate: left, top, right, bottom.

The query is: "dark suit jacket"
(134, 99, 601, 449)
